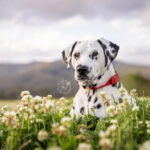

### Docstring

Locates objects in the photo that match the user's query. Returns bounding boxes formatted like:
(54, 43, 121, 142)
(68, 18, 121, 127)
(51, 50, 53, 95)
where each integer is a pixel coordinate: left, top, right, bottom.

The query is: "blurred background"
(0, 0, 150, 100)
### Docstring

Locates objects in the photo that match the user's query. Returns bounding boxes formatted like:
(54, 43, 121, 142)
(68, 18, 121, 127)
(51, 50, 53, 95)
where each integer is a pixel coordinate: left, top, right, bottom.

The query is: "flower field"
(0, 90, 150, 150)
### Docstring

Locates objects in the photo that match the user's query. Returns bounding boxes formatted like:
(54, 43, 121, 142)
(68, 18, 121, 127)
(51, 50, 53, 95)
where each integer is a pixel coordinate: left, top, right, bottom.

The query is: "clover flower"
(99, 138, 112, 150)
(78, 124, 88, 133)
(107, 125, 117, 136)
(146, 121, 150, 128)
(36, 119, 43, 123)
(123, 97, 129, 108)
(130, 89, 137, 98)
(147, 129, 150, 134)
(76, 134, 86, 140)
(119, 88, 125, 97)
(77, 143, 92, 150)
(100, 92, 107, 99)
(61, 117, 71, 128)
(0, 130, 3, 137)
(47, 95, 53, 100)
(99, 131, 108, 139)
(3, 111, 16, 126)
(59, 97, 66, 103)
(31, 96, 42, 104)
(107, 105, 115, 116)
(116, 105, 123, 114)
(38, 130, 49, 141)
(139, 140, 150, 150)
(20, 91, 30, 98)
(47, 146, 61, 150)
(46, 100, 55, 109)
(110, 120, 118, 125)
(51, 123, 67, 136)
(100, 92, 110, 107)
(132, 106, 139, 112)
(21, 95, 33, 106)
(138, 121, 143, 125)
(1, 105, 8, 113)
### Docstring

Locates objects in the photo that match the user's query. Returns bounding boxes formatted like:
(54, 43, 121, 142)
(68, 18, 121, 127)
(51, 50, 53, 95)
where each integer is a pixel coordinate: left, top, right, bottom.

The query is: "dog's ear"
(62, 41, 77, 70)
(97, 38, 119, 68)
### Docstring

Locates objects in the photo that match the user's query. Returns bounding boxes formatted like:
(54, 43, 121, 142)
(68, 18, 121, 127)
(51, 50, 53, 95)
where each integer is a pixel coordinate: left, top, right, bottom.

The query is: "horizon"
(0, 59, 150, 67)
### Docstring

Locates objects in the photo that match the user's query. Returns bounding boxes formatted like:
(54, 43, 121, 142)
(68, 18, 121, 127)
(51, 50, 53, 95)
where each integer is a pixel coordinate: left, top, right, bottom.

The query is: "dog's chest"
(71, 86, 122, 118)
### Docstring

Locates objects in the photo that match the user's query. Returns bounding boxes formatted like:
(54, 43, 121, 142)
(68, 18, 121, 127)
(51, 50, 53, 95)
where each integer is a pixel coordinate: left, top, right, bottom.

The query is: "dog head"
(62, 38, 119, 87)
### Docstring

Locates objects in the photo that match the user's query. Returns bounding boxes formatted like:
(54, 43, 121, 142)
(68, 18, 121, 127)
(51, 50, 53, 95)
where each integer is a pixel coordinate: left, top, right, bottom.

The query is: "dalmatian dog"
(62, 38, 136, 119)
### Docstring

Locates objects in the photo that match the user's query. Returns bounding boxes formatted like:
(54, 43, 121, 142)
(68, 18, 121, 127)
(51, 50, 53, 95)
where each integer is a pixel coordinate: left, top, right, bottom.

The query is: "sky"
(0, 0, 150, 65)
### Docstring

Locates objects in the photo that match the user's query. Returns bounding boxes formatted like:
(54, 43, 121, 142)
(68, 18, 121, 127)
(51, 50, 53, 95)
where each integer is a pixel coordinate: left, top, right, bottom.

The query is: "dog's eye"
(74, 53, 80, 59)
(89, 50, 98, 60)
(92, 50, 98, 57)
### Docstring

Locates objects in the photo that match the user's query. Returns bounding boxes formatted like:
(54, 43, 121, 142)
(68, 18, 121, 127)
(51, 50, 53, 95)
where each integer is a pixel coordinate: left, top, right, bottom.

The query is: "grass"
(0, 91, 150, 150)
(0, 100, 19, 110)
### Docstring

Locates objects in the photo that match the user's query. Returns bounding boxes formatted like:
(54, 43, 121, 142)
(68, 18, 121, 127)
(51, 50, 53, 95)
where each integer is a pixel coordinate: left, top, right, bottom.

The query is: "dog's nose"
(77, 65, 89, 75)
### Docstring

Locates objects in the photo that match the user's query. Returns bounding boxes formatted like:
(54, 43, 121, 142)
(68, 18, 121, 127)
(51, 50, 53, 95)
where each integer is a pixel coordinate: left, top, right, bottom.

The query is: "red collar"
(90, 71, 120, 90)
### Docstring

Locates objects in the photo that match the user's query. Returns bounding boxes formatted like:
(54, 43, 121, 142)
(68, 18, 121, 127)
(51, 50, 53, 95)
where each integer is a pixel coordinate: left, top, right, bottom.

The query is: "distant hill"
(0, 60, 149, 99)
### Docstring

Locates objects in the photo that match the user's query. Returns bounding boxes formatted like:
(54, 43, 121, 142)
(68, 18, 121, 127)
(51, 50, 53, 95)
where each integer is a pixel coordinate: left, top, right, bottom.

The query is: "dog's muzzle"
(77, 65, 89, 80)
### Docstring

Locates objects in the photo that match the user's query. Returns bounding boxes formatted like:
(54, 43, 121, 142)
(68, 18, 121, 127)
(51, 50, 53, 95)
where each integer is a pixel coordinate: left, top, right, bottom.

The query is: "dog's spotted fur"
(62, 38, 136, 119)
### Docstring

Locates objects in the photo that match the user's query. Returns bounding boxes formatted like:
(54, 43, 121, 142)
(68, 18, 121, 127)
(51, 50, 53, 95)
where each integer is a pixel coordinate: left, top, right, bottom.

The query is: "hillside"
(0, 60, 150, 99)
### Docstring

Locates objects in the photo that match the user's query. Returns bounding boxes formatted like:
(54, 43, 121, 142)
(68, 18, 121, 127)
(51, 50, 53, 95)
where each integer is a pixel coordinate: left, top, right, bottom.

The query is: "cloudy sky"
(0, 0, 150, 65)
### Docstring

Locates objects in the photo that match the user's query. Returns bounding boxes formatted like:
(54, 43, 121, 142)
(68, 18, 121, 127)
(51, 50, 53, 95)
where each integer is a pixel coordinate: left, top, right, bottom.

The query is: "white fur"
(62, 38, 136, 119)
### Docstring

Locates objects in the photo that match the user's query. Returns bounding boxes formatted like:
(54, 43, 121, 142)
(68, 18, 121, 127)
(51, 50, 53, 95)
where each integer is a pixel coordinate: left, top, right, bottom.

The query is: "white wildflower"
(77, 143, 92, 150)
(132, 106, 139, 112)
(46, 100, 55, 109)
(119, 88, 125, 97)
(130, 89, 137, 98)
(1, 105, 8, 112)
(110, 120, 118, 125)
(100, 92, 106, 99)
(99, 138, 112, 150)
(107, 125, 117, 134)
(31, 96, 42, 104)
(47, 146, 61, 150)
(36, 119, 43, 123)
(38, 130, 49, 141)
(147, 129, 150, 134)
(0, 130, 3, 136)
(47, 95, 53, 99)
(139, 140, 150, 150)
(20, 91, 30, 98)
(61, 117, 71, 127)
(99, 131, 108, 138)
(21, 95, 33, 103)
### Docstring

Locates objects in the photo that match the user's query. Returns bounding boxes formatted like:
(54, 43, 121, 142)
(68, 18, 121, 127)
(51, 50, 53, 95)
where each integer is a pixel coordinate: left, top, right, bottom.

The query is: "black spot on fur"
(98, 75, 102, 80)
(93, 89, 96, 95)
(87, 92, 90, 97)
(119, 98, 123, 103)
(94, 97, 98, 103)
(106, 41, 119, 63)
(112, 83, 117, 87)
(73, 106, 75, 109)
(62, 50, 67, 63)
(97, 40, 108, 67)
(110, 42, 119, 54)
(94, 103, 102, 109)
(70, 41, 77, 57)
(80, 107, 85, 114)
(117, 82, 121, 89)
(82, 85, 86, 89)
(92, 84, 97, 87)
(88, 96, 92, 102)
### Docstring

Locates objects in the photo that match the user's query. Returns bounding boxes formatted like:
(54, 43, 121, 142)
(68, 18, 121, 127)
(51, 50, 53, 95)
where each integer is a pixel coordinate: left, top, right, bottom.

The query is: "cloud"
(0, 0, 150, 23)
(0, 0, 150, 65)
